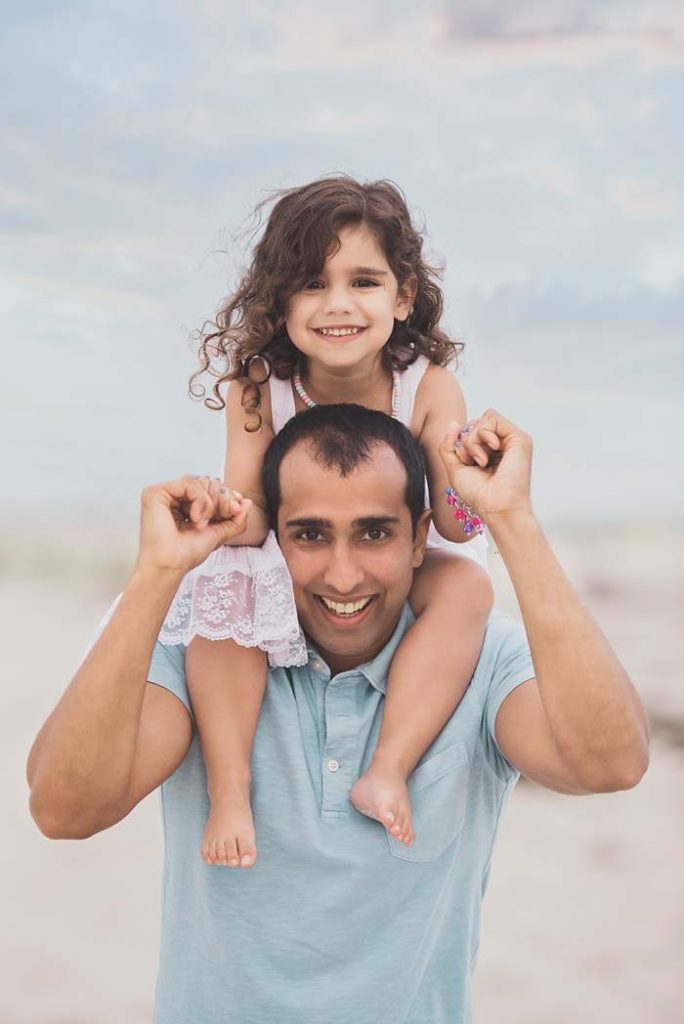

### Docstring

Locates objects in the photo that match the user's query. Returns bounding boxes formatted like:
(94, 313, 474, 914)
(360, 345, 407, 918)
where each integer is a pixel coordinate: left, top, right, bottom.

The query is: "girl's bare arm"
(221, 375, 274, 546)
(380, 548, 493, 773)
(412, 365, 474, 544)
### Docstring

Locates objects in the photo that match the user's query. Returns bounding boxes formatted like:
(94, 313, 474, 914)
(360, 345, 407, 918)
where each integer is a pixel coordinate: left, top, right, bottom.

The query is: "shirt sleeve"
(83, 596, 191, 717)
(479, 612, 535, 780)
(148, 641, 192, 714)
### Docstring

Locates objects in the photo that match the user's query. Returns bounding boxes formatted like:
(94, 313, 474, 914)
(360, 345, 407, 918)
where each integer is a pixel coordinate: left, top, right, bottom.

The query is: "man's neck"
(305, 615, 402, 677)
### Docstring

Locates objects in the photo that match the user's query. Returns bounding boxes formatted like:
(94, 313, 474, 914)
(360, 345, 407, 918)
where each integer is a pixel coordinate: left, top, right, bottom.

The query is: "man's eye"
(297, 529, 322, 542)
(363, 528, 388, 541)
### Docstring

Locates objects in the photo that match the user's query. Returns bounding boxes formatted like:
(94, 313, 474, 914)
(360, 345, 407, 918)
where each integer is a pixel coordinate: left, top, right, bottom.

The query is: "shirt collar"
(305, 603, 414, 695)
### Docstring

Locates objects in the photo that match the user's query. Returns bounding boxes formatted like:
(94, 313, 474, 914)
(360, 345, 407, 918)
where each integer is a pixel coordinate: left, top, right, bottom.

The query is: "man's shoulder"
(454, 610, 533, 778)
(472, 610, 532, 701)
(483, 608, 527, 647)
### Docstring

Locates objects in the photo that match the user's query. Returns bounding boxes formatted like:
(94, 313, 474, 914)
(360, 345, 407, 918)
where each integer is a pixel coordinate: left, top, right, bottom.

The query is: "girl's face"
(285, 223, 413, 374)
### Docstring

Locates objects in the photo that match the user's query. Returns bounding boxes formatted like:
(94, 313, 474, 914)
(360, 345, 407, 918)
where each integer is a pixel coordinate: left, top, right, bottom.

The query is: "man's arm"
(439, 413, 649, 794)
(27, 476, 253, 839)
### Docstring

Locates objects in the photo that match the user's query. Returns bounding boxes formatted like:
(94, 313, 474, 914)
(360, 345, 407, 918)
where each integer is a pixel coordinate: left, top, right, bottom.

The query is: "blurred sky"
(1, 0, 682, 528)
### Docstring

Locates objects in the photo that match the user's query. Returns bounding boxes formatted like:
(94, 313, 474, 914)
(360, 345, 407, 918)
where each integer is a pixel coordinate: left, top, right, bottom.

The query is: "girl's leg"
(350, 551, 492, 844)
(185, 637, 267, 867)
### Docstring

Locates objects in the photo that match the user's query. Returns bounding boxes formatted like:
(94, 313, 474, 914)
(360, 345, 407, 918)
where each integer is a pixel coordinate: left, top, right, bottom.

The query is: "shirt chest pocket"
(386, 742, 470, 863)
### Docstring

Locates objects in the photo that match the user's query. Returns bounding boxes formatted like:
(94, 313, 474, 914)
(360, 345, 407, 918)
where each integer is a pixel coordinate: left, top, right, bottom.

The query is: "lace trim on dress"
(159, 532, 308, 668)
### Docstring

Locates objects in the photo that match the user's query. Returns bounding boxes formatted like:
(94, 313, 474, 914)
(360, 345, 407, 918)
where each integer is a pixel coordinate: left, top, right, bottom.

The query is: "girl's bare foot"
(201, 785, 257, 868)
(350, 766, 415, 846)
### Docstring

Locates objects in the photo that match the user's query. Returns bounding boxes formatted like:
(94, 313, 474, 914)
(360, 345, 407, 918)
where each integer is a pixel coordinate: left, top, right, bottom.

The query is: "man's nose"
(321, 543, 365, 594)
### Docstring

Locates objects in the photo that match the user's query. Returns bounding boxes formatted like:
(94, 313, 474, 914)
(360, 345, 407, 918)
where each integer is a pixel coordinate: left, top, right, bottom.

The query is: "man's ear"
(411, 508, 432, 569)
(395, 274, 418, 321)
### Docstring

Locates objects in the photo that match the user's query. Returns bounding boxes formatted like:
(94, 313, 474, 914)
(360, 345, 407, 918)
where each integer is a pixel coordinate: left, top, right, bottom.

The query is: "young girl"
(160, 176, 492, 868)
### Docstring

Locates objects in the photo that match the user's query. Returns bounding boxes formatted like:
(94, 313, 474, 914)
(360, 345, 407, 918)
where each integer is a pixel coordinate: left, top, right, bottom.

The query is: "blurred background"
(2, 1, 682, 1021)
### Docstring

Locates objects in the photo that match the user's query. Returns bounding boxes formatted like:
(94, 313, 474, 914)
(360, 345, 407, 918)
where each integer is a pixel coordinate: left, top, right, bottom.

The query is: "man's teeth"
(320, 596, 373, 616)
(317, 327, 363, 337)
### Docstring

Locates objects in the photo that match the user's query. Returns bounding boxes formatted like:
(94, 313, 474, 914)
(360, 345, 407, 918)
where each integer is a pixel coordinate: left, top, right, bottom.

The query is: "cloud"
(639, 241, 684, 293)
(243, 0, 684, 73)
(441, 0, 684, 72)
(514, 159, 579, 196)
(565, 98, 601, 126)
(460, 278, 684, 330)
(445, 0, 681, 41)
(609, 177, 678, 219)
(632, 96, 664, 121)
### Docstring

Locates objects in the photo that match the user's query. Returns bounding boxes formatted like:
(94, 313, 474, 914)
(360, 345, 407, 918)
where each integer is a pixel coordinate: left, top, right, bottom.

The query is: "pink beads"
(444, 487, 484, 535)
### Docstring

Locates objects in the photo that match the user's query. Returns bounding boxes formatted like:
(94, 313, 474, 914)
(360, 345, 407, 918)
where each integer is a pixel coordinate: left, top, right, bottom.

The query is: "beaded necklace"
(292, 365, 402, 420)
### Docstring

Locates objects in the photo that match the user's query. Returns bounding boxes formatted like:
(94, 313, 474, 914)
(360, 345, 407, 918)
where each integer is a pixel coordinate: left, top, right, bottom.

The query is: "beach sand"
(4, 523, 682, 1023)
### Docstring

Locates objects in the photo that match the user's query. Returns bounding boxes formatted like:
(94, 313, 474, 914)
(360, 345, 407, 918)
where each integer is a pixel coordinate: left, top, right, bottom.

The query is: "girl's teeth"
(319, 328, 362, 337)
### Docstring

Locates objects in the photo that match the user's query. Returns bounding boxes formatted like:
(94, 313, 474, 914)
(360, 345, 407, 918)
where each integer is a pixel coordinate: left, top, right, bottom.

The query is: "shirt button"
(327, 759, 340, 773)
(312, 659, 324, 672)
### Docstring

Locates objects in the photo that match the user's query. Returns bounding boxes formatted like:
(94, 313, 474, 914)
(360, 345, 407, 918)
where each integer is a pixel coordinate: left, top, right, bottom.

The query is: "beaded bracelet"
(445, 487, 484, 535)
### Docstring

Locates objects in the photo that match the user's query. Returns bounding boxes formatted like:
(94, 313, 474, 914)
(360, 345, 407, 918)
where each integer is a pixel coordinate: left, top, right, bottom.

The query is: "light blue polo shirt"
(148, 606, 533, 1024)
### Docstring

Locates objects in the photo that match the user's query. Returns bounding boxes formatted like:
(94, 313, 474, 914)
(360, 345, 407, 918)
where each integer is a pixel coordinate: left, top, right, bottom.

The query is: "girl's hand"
(438, 411, 533, 524)
(135, 475, 253, 577)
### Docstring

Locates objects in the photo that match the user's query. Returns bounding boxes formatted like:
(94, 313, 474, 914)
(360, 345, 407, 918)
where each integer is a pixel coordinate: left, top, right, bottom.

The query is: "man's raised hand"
(438, 410, 534, 526)
(136, 475, 253, 577)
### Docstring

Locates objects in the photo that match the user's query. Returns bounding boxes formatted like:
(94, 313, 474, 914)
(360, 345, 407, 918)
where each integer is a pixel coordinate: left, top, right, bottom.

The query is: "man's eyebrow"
(284, 516, 400, 529)
(284, 517, 332, 530)
(354, 516, 400, 528)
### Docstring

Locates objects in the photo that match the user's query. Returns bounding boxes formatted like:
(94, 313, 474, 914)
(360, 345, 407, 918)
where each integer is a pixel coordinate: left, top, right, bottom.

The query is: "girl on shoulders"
(161, 176, 492, 867)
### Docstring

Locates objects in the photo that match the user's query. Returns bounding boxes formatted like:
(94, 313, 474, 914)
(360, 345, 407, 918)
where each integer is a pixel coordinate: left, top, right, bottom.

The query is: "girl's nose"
(324, 285, 354, 315)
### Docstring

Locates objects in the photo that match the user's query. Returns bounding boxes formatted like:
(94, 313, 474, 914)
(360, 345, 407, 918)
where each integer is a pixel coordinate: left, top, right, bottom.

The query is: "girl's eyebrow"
(353, 266, 388, 275)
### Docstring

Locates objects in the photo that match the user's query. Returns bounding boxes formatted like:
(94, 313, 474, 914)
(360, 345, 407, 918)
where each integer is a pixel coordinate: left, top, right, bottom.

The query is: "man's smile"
(314, 594, 378, 624)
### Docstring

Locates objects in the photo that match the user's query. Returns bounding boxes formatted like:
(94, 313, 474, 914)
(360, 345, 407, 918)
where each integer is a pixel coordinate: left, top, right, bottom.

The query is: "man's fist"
(135, 475, 253, 577)
(438, 410, 533, 523)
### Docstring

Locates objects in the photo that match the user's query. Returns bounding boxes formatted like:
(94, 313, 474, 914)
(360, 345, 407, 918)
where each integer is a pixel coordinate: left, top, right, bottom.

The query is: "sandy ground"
(3, 523, 682, 1023)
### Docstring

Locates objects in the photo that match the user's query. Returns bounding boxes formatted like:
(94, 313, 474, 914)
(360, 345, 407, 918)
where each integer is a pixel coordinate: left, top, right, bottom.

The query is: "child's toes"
(237, 838, 257, 868)
(381, 810, 396, 830)
(401, 821, 415, 846)
(225, 837, 240, 868)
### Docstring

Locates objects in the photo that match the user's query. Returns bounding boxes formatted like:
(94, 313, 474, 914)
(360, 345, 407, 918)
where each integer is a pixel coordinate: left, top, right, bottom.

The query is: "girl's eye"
(302, 279, 379, 290)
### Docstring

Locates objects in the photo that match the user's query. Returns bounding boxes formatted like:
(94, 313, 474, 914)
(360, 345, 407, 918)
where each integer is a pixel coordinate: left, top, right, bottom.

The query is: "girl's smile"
(313, 325, 367, 338)
(286, 223, 413, 379)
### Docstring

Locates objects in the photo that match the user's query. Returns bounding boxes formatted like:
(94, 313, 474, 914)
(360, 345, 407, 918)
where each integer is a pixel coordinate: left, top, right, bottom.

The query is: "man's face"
(277, 441, 430, 674)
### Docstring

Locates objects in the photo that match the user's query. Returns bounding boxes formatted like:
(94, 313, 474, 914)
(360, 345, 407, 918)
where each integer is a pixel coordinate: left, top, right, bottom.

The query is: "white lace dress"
(158, 357, 487, 666)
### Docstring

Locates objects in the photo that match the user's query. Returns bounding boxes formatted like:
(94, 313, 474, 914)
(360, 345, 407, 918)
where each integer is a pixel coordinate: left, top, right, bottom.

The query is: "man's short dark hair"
(262, 404, 427, 534)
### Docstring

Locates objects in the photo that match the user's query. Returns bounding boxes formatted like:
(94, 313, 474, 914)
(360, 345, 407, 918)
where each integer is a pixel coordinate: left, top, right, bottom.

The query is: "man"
(27, 404, 648, 1024)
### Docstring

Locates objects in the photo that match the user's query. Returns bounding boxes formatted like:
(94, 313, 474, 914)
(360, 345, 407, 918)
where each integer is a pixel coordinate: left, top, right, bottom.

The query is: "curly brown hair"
(190, 174, 463, 426)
